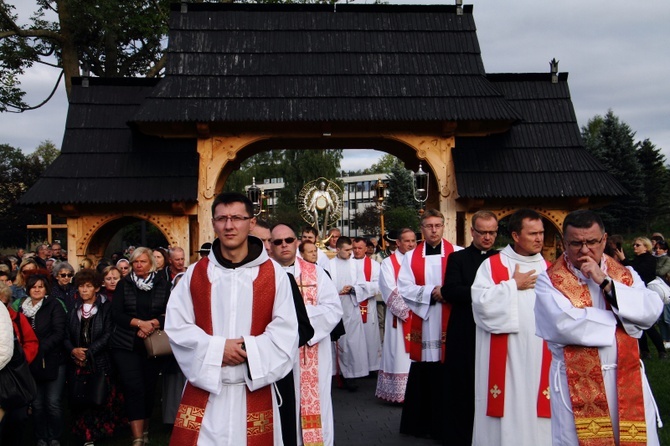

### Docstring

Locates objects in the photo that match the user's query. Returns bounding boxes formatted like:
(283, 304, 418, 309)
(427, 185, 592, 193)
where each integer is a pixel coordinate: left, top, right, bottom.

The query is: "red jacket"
(8, 307, 39, 364)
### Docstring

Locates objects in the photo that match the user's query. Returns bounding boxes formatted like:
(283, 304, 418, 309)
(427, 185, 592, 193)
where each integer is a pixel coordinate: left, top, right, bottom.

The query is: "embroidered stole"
(170, 257, 276, 446)
(408, 240, 452, 362)
(359, 256, 372, 323)
(296, 258, 324, 446)
(389, 254, 413, 354)
(486, 253, 551, 418)
(548, 255, 646, 445)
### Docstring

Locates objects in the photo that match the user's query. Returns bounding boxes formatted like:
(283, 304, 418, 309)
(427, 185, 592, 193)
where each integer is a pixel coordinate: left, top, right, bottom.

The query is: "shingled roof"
(20, 78, 198, 206)
(133, 3, 520, 135)
(453, 73, 627, 199)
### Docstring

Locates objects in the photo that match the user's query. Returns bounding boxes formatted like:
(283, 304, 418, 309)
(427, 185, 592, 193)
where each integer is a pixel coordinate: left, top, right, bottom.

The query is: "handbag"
(69, 364, 106, 407)
(0, 338, 38, 410)
(144, 329, 172, 358)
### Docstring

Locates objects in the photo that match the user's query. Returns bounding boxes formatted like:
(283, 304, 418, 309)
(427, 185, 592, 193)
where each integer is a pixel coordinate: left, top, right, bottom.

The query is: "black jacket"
(19, 296, 67, 381)
(64, 298, 113, 374)
(109, 273, 170, 351)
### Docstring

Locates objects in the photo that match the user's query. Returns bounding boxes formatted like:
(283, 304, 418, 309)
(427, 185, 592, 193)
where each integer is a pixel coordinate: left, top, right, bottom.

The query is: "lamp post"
(413, 162, 429, 214)
(247, 177, 265, 217)
(374, 178, 387, 250)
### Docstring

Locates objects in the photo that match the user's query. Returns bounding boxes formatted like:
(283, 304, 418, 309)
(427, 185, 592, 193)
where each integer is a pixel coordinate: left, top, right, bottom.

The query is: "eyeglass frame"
(472, 227, 498, 237)
(271, 237, 297, 246)
(565, 236, 605, 250)
(58, 273, 74, 278)
(421, 223, 444, 230)
(212, 215, 252, 224)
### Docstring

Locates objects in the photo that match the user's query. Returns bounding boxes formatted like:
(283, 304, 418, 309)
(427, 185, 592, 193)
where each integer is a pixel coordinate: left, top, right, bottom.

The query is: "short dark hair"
(562, 209, 605, 234)
(302, 226, 318, 237)
(337, 236, 352, 248)
(508, 209, 542, 235)
(26, 274, 51, 296)
(75, 269, 103, 288)
(352, 237, 366, 245)
(211, 192, 253, 217)
(255, 219, 271, 230)
(656, 240, 669, 251)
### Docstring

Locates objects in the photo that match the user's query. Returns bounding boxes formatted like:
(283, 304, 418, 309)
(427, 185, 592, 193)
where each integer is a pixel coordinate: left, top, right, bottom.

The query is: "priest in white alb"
(535, 209, 662, 446)
(471, 209, 551, 446)
(165, 193, 298, 446)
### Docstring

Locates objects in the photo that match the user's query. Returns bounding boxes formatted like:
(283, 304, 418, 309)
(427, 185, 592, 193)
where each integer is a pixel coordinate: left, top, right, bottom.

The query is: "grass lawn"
(645, 356, 670, 445)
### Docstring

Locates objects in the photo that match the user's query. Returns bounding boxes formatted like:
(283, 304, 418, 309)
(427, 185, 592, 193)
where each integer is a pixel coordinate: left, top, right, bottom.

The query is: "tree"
(0, 140, 60, 248)
(581, 110, 646, 234)
(636, 138, 670, 232)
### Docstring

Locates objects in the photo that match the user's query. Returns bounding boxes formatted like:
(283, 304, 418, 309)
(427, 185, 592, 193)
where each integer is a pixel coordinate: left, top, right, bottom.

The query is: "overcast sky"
(2, 0, 669, 172)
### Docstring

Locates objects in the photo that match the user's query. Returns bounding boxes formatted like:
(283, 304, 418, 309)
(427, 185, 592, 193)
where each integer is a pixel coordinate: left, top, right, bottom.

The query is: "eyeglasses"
(212, 215, 252, 224)
(58, 273, 73, 278)
(566, 237, 604, 250)
(272, 237, 296, 246)
(473, 228, 498, 237)
(422, 224, 444, 230)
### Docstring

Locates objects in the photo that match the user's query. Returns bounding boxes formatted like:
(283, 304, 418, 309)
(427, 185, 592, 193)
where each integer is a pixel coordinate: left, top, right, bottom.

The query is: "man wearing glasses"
(165, 192, 298, 446)
(270, 223, 342, 446)
(535, 210, 662, 446)
(471, 208, 551, 446)
(397, 208, 462, 439)
(441, 210, 499, 446)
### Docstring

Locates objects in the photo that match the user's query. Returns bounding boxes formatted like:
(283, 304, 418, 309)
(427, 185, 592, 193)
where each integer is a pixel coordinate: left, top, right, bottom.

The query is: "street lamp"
(247, 177, 265, 217)
(374, 178, 387, 250)
(413, 162, 429, 214)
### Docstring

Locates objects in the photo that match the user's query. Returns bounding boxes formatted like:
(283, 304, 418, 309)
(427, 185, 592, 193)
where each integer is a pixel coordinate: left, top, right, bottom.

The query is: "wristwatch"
(599, 278, 611, 290)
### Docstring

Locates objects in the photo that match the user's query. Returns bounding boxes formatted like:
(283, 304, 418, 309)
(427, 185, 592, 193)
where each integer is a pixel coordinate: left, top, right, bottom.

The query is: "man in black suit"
(440, 210, 499, 446)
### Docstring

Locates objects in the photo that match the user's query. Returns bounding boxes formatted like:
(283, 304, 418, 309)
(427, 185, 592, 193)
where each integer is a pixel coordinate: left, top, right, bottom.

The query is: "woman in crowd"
(65, 269, 122, 446)
(50, 262, 77, 312)
(79, 258, 94, 271)
(100, 266, 122, 304)
(15, 274, 67, 446)
(0, 295, 15, 419)
(116, 259, 131, 278)
(0, 281, 38, 445)
(110, 247, 170, 446)
(152, 248, 168, 271)
(11, 258, 39, 302)
(616, 236, 667, 359)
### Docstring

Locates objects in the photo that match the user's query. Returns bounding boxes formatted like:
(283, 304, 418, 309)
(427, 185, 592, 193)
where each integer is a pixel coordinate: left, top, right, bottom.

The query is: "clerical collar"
(212, 237, 263, 268)
(425, 242, 441, 256)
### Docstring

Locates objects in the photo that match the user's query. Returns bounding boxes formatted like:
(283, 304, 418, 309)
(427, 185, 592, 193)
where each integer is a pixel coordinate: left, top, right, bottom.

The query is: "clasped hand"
(136, 319, 160, 339)
(222, 338, 247, 367)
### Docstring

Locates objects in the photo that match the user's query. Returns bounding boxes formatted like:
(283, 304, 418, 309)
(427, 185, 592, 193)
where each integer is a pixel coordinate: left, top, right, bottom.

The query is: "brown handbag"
(143, 329, 172, 358)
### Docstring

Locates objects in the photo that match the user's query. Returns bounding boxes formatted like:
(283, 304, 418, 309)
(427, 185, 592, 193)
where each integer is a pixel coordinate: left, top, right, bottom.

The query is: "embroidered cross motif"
(175, 405, 204, 430)
(542, 387, 550, 399)
(247, 410, 273, 435)
(360, 306, 367, 315)
(587, 420, 602, 435)
(489, 385, 501, 399)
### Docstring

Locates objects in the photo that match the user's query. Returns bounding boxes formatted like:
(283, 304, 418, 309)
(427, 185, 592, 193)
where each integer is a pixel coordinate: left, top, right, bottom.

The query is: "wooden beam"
(26, 214, 68, 244)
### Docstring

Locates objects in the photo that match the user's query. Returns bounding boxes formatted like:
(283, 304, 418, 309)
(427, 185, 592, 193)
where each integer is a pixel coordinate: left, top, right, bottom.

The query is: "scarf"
(21, 298, 44, 319)
(131, 271, 155, 291)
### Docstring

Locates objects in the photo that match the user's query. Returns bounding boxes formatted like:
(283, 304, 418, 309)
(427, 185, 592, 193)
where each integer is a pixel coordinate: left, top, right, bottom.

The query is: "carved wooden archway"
(195, 132, 460, 245)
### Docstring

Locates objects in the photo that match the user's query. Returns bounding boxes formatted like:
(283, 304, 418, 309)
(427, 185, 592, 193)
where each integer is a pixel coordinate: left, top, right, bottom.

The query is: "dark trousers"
(112, 349, 164, 421)
(639, 325, 666, 355)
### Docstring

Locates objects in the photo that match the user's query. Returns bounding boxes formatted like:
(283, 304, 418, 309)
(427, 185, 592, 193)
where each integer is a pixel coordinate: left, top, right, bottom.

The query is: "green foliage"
(385, 158, 417, 209)
(582, 110, 647, 233)
(636, 138, 670, 232)
(0, 140, 60, 248)
(354, 205, 381, 235)
(384, 207, 419, 233)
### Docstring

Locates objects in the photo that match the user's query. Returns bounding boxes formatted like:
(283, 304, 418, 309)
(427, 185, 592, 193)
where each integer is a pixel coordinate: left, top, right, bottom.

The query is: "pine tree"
(581, 110, 646, 234)
(636, 138, 670, 232)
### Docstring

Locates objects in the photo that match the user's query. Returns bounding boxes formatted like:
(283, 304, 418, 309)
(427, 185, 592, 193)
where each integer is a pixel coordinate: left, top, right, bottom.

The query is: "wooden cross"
(26, 214, 67, 244)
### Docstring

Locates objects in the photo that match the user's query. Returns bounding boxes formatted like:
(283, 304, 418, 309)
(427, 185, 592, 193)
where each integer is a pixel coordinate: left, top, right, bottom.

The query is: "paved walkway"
(332, 375, 438, 446)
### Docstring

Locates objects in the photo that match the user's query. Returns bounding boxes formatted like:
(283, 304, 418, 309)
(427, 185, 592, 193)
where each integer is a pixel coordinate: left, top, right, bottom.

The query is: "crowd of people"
(0, 198, 667, 446)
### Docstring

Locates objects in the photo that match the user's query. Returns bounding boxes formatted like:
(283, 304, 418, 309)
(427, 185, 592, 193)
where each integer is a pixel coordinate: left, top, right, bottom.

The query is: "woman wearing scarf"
(110, 247, 171, 446)
(65, 269, 124, 446)
(17, 274, 67, 446)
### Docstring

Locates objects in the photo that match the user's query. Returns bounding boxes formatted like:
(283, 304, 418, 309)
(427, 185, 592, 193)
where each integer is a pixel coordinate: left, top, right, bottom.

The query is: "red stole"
(486, 253, 551, 418)
(408, 240, 452, 362)
(170, 257, 276, 446)
(548, 255, 646, 446)
(389, 253, 413, 354)
(296, 258, 324, 446)
(359, 256, 372, 323)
